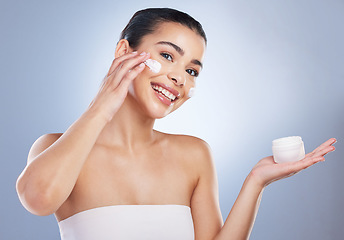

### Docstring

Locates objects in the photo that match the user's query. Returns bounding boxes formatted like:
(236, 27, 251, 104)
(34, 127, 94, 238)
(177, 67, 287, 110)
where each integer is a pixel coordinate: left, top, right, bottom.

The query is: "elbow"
(16, 175, 59, 216)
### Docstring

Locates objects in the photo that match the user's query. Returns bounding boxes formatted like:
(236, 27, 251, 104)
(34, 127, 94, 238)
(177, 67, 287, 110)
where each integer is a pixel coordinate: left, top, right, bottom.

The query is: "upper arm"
(190, 139, 223, 240)
(27, 133, 62, 164)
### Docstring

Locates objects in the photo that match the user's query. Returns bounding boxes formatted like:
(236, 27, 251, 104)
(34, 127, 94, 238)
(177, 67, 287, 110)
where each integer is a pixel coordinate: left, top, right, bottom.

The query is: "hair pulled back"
(120, 8, 207, 49)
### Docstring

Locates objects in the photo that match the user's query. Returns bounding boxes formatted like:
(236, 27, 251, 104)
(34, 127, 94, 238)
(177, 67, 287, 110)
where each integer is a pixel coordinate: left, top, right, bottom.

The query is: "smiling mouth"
(151, 83, 179, 102)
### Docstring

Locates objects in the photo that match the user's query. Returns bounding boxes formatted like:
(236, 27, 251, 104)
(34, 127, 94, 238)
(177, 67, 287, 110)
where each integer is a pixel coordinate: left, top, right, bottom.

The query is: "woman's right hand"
(87, 51, 150, 122)
(16, 53, 151, 215)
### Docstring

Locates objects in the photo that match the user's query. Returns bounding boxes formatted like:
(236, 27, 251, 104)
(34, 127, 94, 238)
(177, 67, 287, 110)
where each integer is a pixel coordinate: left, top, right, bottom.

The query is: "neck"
(96, 96, 156, 150)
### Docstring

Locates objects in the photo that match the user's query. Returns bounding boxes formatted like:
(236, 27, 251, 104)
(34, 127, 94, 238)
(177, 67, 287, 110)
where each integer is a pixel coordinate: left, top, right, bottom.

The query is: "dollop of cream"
(188, 88, 195, 98)
(144, 59, 161, 73)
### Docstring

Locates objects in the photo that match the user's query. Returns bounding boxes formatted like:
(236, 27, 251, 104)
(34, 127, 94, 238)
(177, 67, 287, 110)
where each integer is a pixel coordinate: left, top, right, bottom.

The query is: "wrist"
(245, 171, 266, 192)
(83, 106, 110, 126)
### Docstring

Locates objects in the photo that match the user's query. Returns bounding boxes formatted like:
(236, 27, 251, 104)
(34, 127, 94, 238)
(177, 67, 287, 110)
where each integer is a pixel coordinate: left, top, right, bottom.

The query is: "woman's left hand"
(250, 138, 336, 188)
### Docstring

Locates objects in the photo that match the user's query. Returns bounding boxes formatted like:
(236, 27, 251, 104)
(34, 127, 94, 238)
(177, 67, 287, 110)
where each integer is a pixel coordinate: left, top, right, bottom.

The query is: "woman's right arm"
(16, 50, 150, 216)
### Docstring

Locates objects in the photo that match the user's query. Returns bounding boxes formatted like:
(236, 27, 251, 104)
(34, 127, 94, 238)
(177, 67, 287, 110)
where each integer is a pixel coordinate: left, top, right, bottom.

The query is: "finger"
(101, 52, 139, 91)
(112, 51, 149, 77)
(304, 138, 336, 159)
(113, 52, 150, 79)
(312, 145, 335, 158)
(107, 51, 138, 77)
(116, 62, 146, 92)
(98, 74, 110, 91)
(311, 138, 337, 154)
(289, 155, 324, 173)
(292, 156, 325, 175)
(104, 52, 149, 91)
(109, 52, 150, 89)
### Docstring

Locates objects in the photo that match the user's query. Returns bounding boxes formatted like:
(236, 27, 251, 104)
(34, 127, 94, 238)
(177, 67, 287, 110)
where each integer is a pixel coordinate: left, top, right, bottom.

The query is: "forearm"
(17, 108, 108, 215)
(214, 173, 264, 240)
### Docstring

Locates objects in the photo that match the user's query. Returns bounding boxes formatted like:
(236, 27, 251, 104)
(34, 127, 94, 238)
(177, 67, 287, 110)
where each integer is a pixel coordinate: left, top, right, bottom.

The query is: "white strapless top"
(58, 205, 194, 240)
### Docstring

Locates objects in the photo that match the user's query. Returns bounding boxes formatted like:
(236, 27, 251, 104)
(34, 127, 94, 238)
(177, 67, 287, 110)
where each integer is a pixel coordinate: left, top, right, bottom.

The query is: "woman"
(16, 8, 336, 240)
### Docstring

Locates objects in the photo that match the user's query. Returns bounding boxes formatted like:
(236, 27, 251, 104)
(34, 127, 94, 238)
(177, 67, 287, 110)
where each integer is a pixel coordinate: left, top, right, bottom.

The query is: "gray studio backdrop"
(1, 0, 343, 239)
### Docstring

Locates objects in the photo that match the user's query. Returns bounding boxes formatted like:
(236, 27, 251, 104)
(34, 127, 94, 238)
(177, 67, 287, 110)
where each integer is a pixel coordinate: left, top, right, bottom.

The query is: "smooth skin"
(16, 22, 336, 240)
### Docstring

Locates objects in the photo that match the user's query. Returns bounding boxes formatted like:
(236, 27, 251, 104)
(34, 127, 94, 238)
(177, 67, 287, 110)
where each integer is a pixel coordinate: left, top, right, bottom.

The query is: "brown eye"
(160, 53, 173, 61)
(186, 69, 198, 77)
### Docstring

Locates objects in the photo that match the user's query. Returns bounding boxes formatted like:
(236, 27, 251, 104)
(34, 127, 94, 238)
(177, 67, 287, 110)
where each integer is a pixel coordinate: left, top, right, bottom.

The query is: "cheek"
(128, 74, 149, 99)
(140, 64, 161, 79)
(187, 87, 196, 98)
(171, 83, 195, 112)
(144, 59, 161, 73)
(185, 81, 196, 99)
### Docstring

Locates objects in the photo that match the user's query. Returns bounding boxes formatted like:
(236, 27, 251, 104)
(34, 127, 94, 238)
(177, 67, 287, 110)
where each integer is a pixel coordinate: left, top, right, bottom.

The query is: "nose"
(167, 70, 186, 87)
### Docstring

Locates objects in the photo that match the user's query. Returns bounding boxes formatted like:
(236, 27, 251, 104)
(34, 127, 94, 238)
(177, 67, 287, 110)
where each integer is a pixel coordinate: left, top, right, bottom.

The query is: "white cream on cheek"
(144, 59, 161, 73)
(188, 87, 195, 98)
(144, 58, 196, 99)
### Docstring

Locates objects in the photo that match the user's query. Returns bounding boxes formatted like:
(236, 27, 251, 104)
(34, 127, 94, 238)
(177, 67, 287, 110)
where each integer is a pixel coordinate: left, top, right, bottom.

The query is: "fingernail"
(139, 62, 145, 68)
(140, 52, 146, 56)
(132, 51, 138, 54)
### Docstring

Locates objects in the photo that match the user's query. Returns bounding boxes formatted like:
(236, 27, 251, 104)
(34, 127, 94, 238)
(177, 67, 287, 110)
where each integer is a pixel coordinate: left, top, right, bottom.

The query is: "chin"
(142, 100, 176, 119)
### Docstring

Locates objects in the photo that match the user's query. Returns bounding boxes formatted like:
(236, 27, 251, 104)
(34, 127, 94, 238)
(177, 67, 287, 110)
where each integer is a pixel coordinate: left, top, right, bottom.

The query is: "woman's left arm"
(192, 138, 336, 240)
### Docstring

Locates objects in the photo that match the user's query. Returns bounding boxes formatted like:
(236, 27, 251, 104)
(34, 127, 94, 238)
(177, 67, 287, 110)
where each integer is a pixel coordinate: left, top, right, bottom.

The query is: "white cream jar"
(272, 136, 305, 163)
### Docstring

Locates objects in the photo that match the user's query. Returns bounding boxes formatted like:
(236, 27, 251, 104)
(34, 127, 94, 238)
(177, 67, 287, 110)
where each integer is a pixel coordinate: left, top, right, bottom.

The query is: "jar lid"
(272, 136, 303, 147)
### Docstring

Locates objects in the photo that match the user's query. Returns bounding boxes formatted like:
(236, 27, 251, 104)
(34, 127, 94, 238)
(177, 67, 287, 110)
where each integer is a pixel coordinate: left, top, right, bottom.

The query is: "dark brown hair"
(120, 8, 207, 49)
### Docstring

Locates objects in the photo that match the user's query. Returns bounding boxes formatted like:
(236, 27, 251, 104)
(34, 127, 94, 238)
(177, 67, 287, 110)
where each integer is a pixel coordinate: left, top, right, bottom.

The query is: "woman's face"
(127, 21, 206, 119)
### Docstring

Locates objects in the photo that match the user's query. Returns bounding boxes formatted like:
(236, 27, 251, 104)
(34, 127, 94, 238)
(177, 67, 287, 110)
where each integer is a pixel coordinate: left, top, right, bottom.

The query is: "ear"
(115, 39, 132, 58)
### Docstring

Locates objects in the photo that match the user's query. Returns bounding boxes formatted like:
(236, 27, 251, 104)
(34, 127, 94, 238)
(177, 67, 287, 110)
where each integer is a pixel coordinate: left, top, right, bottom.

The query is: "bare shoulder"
(156, 131, 214, 168)
(27, 133, 63, 163)
(173, 134, 211, 156)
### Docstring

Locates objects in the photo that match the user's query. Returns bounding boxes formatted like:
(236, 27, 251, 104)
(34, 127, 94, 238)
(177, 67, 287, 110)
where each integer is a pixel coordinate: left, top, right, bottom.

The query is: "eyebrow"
(156, 41, 184, 55)
(155, 41, 203, 68)
(192, 59, 203, 69)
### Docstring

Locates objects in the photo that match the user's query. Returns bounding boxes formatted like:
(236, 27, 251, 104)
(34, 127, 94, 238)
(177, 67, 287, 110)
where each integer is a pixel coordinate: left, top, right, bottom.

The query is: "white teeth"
(151, 84, 177, 101)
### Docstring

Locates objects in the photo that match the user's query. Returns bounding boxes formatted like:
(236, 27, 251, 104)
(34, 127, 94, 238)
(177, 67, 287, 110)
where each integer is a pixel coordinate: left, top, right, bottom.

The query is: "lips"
(150, 82, 180, 106)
